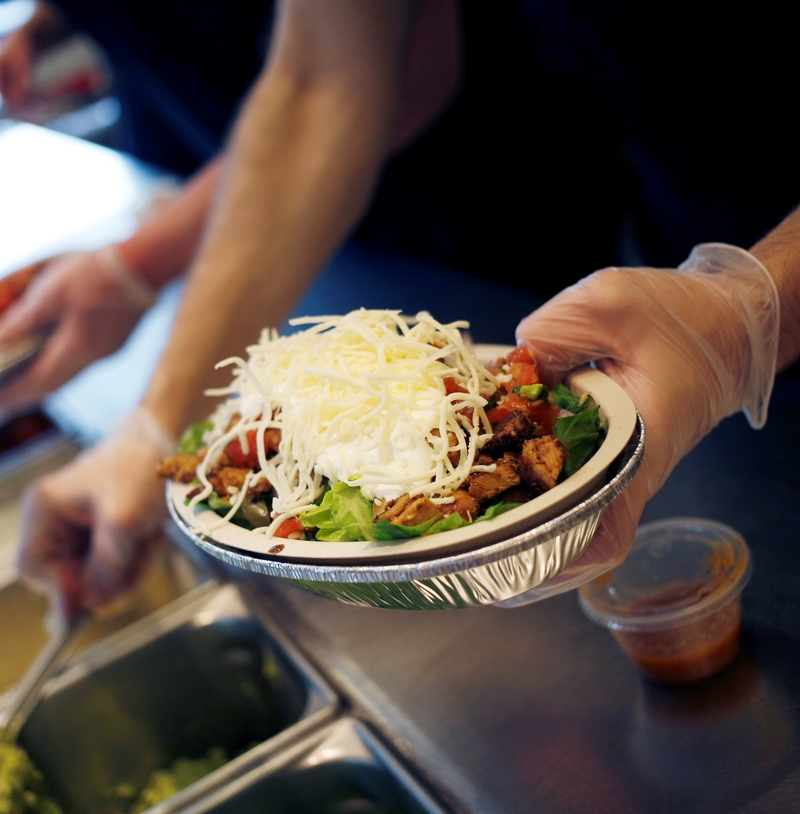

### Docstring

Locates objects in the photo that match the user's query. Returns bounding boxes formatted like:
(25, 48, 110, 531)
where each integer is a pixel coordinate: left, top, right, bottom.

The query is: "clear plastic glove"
(512, 242, 780, 602)
(16, 407, 176, 620)
(0, 245, 156, 417)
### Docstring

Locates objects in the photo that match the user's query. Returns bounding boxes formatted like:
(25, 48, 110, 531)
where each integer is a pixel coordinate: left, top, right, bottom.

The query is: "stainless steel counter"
(225, 370, 800, 814)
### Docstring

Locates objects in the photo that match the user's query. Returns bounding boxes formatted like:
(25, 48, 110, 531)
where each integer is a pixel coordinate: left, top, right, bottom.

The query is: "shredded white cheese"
(192, 309, 499, 535)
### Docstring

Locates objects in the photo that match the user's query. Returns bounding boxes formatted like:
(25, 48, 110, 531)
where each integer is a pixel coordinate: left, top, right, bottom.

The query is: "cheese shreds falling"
(192, 309, 500, 536)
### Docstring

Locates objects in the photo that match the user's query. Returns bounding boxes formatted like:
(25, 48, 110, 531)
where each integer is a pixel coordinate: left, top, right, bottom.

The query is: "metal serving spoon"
(0, 611, 86, 740)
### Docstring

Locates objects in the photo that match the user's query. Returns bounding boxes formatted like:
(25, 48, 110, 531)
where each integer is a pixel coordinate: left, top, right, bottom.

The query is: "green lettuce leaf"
(302, 482, 527, 543)
(300, 482, 375, 542)
(549, 383, 583, 413)
(179, 419, 213, 454)
(554, 406, 604, 478)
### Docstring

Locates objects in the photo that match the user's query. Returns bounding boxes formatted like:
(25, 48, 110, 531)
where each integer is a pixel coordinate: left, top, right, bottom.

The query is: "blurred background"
(0, 0, 191, 653)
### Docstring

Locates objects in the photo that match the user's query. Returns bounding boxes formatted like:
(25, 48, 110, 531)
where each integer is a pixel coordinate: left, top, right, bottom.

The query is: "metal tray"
(16, 581, 340, 814)
(169, 415, 644, 610)
(180, 716, 451, 814)
(1, 545, 209, 705)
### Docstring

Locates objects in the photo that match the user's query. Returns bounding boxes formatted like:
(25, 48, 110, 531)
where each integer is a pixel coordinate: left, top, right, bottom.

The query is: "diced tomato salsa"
(486, 347, 556, 431)
(225, 429, 260, 469)
(274, 516, 305, 538)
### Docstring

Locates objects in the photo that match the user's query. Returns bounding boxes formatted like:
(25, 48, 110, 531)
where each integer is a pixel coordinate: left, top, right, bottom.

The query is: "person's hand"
(0, 245, 157, 418)
(512, 242, 780, 601)
(16, 407, 177, 620)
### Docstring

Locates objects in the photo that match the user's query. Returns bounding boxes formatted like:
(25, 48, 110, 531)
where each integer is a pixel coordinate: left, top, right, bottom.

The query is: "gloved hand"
(0, 245, 157, 418)
(16, 406, 176, 620)
(512, 242, 780, 602)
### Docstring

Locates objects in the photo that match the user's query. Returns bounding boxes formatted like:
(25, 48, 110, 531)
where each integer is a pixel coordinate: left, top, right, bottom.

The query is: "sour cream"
(204, 309, 499, 534)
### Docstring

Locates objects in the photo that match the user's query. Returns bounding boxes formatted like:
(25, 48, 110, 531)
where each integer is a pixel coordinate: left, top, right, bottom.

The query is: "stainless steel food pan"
(17, 582, 340, 814)
(170, 416, 644, 611)
(181, 716, 451, 814)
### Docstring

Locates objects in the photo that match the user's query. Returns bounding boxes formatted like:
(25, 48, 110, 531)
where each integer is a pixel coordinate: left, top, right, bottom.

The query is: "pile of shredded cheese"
(191, 309, 500, 536)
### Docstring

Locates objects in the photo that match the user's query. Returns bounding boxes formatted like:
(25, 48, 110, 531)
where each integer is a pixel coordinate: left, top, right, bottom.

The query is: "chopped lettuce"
(179, 419, 213, 454)
(300, 482, 375, 542)
(549, 383, 584, 414)
(555, 406, 604, 478)
(300, 482, 524, 543)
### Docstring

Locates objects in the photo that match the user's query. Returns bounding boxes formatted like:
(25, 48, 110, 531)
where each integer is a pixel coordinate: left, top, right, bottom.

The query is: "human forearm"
(749, 208, 800, 371)
(116, 158, 223, 290)
(142, 2, 412, 435)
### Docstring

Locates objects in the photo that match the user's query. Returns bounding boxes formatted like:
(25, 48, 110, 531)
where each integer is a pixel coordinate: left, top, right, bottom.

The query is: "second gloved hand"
(16, 407, 177, 619)
(0, 245, 157, 416)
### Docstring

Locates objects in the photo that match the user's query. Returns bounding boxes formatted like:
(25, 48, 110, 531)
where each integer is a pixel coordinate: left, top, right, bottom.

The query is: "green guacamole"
(0, 741, 62, 814)
(127, 748, 227, 814)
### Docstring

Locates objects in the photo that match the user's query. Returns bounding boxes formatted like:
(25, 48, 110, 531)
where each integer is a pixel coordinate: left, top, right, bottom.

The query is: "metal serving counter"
(221, 369, 800, 814)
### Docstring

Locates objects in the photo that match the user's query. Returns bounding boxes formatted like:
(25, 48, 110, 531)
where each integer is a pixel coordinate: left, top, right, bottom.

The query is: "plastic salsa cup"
(578, 517, 752, 684)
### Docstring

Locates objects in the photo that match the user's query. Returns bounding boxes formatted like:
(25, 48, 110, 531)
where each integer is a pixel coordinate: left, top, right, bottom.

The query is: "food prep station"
(1, 331, 799, 814)
(2, 119, 800, 814)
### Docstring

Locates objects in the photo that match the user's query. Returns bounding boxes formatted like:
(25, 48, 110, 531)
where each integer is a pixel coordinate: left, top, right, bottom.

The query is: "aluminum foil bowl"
(168, 415, 644, 611)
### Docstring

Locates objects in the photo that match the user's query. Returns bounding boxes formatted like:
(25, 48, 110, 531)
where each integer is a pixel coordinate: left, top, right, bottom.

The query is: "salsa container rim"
(578, 516, 753, 632)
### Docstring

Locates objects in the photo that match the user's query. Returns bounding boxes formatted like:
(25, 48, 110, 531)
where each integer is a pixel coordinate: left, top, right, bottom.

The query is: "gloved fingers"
(0, 320, 87, 414)
(16, 418, 172, 615)
(82, 520, 160, 610)
(556, 469, 648, 587)
(514, 268, 647, 385)
(0, 268, 63, 349)
(17, 477, 93, 619)
(502, 469, 650, 603)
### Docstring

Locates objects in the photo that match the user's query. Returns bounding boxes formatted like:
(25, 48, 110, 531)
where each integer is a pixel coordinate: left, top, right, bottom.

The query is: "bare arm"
(141, 0, 447, 434)
(116, 158, 224, 289)
(15, 0, 463, 615)
(749, 208, 800, 371)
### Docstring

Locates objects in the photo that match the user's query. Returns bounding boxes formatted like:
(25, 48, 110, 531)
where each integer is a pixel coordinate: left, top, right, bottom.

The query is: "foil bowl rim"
(167, 414, 644, 584)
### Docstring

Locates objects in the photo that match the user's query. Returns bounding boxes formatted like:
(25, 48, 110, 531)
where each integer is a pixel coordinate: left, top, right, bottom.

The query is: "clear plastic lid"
(579, 517, 752, 631)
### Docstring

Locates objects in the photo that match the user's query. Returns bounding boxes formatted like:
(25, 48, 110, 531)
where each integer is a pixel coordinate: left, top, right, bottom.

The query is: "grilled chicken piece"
(429, 428, 461, 467)
(248, 474, 273, 497)
(439, 489, 481, 521)
(498, 483, 543, 503)
(262, 427, 282, 454)
(465, 453, 521, 502)
(157, 453, 203, 483)
(518, 435, 568, 491)
(481, 410, 537, 457)
(377, 494, 444, 527)
(208, 466, 252, 497)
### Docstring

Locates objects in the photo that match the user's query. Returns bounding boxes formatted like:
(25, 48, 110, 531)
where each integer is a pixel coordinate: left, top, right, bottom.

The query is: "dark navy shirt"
(51, 0, 800, 297)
